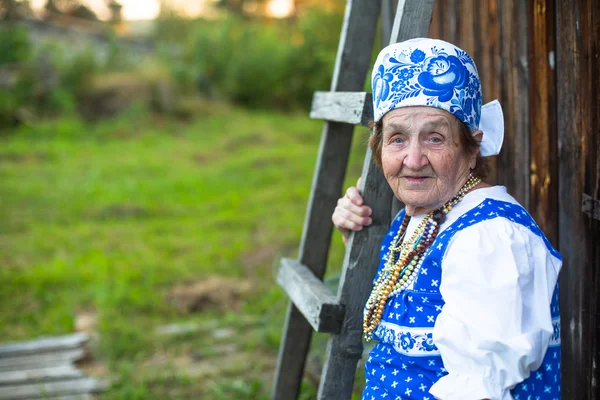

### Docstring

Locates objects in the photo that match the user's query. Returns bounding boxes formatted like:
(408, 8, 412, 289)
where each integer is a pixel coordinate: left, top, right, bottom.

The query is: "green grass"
(0, 103, 368, 399)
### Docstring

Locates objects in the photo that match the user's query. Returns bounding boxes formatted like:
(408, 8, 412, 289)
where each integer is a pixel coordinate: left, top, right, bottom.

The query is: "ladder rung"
(310, 91, 373, 126)
(277, 258, 345, 334)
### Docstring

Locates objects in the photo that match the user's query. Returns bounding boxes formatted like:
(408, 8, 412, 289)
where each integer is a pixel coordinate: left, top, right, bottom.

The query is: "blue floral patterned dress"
(362, 188, 561, 400)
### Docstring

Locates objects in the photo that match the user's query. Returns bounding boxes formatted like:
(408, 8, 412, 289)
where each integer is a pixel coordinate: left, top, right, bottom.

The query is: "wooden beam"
(556, 0, 600, 398)
(0, 377, 103, 400)
(309, 92, 372, 126)
(317, 1, 434, 398)
(498, 0, 531, 209)
(0, 365, 82, 386)
(0, 333, 89, 358)
(276, 258, 345, 333)
(389, 0, 435, 45)
(0, 349, 85, 372)
(529, 0, 558, 246)
(271, 0, 382, 398)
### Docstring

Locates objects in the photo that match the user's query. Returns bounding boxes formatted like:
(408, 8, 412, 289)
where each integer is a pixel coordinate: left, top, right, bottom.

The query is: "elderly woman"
(332, 38, 561, 400)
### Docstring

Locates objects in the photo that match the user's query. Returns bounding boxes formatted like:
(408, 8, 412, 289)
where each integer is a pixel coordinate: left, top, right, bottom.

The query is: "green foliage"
(0, 105, 369, 397)
(158, 8, 343, 110)
(0, 25, 31, 64)
(0, 106, 368, 397)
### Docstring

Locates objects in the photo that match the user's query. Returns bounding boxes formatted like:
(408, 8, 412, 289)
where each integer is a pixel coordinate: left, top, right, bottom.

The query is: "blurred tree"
(45, 0, 79, 14)
(216, 0, 269, 18)
(0, 0, 33, 21)
(107, 0, 122, 24)
(45, 0, 98, 21)
(67, 4, 98, 20)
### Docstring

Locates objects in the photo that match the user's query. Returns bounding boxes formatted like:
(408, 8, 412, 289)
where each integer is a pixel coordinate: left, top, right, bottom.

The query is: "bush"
(0, 27, 105, 128)
(158, 9, 344, 110)
(0, 25, 31, 65)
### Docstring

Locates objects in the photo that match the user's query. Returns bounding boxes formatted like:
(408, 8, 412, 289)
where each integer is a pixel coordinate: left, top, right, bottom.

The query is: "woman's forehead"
(382, 107, 458, 131)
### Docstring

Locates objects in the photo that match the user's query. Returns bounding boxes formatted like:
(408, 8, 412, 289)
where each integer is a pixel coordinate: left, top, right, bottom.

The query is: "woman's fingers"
(345, 186, 364, 206)
(332, 191, 372, 232)
(332, 183, 373, 245)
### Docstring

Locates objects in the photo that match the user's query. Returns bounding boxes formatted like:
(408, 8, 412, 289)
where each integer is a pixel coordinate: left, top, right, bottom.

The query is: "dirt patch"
(223, 133, 269, 151)
(240, 243, 281, 280)
(75, 310, 98, 334)
(0, 152, 51, 164)
(250, 156, 286, 169)
(166, 276, 252, 314)
(89, 204, 164, 221)
(192, 153, 217, 165)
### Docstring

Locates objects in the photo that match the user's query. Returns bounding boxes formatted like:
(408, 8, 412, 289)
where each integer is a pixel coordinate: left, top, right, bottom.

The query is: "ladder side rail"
(271, 1, 382, 398)
(317, 1, 435, 398)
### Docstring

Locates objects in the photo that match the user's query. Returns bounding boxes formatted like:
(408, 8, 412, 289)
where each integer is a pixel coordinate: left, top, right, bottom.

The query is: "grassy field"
(0, 103, 368, 399)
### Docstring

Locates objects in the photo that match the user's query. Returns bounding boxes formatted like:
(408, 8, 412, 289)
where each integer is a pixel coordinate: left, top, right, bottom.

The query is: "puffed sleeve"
(428, 218, 561, 400)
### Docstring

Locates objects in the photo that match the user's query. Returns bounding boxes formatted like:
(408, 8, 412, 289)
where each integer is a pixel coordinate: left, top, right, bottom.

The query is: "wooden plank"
(556, 0, 600, 398)
(0, 378, 103, 400)
(497, 0, 530, 208)
(381, 0, 396, 46)
(0, 349, 84, 372)
(529, 0, 558, 246)
(581, 193, 600, 221)
(442, 0, 458, 43)
(457, 0, 476, 57)
(271, 0, 382, 398)
(389, 0, 435, 45)
(0, 365, 82, 386)
(309, 92, 372, 126)
(0, 333, 88, 359)
(317, 150, 394, 399)
(482, 0, 500, 185)
(427, 0, 442, 39)
(276, 258, 345, 333)
(317, 1, 434, 398)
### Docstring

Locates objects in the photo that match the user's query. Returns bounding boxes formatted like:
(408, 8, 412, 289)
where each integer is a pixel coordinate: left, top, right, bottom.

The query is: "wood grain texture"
(0, 377, 103, 400)
(0, 349, 84, 372)
(316, 1, 433, 398)
(389, 0, 434, 44)
(271, 0, 382, 398)
(529, 0, 558, 246)
(497, 0, 531, 208)
(0, 365, 82, 386)
(0, 334, 89, 359)
(276, 258, 345, 334)
(317, 149, 394, 400)
(482, 0, 500, 185)
(310, 92, 372, 126)
(556, 0, 600, 397)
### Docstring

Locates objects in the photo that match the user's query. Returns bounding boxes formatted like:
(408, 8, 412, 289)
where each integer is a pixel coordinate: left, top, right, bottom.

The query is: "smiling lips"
(403, 176, 431, 182)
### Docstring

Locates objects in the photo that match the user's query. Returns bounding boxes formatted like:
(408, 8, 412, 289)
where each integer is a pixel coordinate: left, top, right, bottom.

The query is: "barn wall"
(427, 0, 599, 398)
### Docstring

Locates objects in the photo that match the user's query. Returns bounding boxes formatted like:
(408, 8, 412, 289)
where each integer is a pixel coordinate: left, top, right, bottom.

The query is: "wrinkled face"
(381, 107, 476, 215)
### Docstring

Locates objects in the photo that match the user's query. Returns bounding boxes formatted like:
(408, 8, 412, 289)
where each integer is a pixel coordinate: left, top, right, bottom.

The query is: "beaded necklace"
(363, 174, 481, 341)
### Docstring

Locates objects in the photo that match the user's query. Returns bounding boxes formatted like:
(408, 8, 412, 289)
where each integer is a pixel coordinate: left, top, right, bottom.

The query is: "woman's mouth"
(403, 176, 430, 183)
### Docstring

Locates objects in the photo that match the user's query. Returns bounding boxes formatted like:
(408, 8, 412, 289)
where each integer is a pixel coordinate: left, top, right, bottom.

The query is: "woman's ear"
(472, 130, 483, 145)
(470, 130, 483, 169)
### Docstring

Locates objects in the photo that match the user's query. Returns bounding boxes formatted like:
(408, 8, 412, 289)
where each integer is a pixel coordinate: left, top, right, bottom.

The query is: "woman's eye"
(392, 137, 404, 144)
(429, 136, 443, 144)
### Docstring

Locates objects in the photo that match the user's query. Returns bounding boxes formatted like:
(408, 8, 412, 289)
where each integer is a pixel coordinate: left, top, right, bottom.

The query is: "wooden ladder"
(271, 1, 435, 399)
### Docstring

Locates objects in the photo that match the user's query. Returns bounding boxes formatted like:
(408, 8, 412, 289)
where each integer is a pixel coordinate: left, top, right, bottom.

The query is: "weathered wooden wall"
(428, 0, 599, 398)
(555, 0, 600, 398)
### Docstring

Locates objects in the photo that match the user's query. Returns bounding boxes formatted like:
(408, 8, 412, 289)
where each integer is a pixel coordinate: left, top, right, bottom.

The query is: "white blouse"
(401, 186, 562, 400)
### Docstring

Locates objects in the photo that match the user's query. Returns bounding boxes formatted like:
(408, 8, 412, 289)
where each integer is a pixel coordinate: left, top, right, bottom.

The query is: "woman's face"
(381, 107, 476, 216)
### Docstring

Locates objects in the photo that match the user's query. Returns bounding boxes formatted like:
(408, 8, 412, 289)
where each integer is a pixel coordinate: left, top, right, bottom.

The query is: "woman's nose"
(403, 142, 428, 170)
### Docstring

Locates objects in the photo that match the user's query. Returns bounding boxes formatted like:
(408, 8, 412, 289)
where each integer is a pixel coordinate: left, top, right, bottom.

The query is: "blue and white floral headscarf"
(372, 38, 504, 157)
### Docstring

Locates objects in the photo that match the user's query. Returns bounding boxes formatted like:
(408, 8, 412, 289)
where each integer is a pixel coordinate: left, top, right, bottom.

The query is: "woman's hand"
(332, 178, 373, 244)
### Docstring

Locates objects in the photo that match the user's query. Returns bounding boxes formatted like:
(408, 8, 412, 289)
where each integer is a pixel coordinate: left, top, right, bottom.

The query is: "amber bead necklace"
(363, 174, 481, 341)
